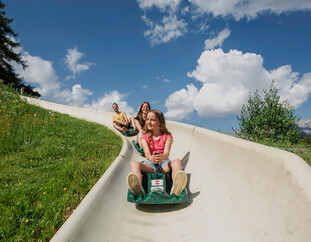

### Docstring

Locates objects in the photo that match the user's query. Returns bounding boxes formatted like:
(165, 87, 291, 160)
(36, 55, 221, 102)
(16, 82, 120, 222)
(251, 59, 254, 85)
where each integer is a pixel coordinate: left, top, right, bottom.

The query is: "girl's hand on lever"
(152, 151, 161, 164)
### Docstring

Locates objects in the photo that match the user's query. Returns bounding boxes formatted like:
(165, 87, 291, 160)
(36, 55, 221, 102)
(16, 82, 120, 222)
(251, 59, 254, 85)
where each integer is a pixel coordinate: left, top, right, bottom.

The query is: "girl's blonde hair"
(144, 110, 172, 146)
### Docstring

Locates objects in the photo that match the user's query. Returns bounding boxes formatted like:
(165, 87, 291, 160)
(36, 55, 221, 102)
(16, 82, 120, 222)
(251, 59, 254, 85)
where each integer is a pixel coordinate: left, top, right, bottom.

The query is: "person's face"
(146, 112, 160, 132)
(141, 103, 150, 114)
(112, 104, 119, 112)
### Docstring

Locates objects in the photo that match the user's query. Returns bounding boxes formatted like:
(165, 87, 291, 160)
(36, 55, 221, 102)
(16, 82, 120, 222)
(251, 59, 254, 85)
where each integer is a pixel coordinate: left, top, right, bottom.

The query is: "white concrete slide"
(25, 97, 311, 242)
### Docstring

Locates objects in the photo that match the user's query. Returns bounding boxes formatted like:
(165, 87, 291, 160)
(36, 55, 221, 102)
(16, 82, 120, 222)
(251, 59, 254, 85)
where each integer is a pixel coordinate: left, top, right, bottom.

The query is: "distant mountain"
(297, 120, 311, 136)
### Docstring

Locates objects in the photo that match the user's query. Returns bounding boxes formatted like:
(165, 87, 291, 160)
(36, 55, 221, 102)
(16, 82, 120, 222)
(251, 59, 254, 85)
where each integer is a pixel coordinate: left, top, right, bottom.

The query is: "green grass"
(260, 137, 311, 167)
(0, 84, 122, 241)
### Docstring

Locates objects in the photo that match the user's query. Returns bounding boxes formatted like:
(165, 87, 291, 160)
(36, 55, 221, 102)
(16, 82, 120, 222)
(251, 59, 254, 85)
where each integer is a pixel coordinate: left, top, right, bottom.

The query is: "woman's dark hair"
(135, 101, 151, 125)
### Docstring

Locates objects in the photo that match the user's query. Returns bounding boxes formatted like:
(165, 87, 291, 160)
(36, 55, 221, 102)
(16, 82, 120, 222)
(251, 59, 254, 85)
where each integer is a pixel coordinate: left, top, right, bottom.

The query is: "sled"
(132, 140, 145, 156)
(121, 127, 138, 136)
(127, 165, 188, 204)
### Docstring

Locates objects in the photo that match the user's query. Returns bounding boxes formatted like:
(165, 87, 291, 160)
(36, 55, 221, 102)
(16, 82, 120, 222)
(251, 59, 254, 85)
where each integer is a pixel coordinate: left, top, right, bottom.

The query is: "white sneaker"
(127, 173, 145, 196)
(170, 171, 187, 196)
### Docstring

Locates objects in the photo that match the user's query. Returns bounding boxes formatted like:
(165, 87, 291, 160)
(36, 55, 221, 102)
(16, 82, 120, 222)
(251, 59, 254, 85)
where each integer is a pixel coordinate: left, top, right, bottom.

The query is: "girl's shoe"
(170, 171, 187, 196)
(127, 173, 145, 196)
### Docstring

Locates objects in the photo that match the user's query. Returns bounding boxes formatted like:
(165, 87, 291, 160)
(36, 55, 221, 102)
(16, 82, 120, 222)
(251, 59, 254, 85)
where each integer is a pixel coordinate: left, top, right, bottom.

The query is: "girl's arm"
(155, 137, 172, 163)
(135, 119, 143, 132)
(141, 139, 153, 162)
(144, 137, 173, 164)
(141, 139, 163, 164)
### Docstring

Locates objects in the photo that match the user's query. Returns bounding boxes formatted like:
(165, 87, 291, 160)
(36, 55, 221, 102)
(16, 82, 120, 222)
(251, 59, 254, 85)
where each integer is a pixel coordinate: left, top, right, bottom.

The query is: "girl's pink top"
(141, 133, 172, 154)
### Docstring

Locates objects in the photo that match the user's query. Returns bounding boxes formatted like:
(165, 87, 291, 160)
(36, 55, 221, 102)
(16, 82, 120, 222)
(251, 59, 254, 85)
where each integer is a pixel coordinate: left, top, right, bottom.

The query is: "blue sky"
(5, 0, 311, 132)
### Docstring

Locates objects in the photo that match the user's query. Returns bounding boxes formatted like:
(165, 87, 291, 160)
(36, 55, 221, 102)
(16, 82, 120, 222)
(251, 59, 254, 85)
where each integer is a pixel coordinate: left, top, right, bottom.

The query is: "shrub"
(235, 80, 301, 143)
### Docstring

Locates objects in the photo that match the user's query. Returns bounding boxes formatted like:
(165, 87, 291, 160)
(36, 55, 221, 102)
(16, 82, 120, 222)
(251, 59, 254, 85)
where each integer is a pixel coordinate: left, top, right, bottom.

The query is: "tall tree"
(0, 0, 40, 97)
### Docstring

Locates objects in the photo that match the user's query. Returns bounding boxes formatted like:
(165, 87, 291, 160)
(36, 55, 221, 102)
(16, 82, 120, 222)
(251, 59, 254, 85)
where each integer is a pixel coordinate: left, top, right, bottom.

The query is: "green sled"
(121, 127, 138, 136)
(132, 140, 145, 156)
(127, 172, 188, 204)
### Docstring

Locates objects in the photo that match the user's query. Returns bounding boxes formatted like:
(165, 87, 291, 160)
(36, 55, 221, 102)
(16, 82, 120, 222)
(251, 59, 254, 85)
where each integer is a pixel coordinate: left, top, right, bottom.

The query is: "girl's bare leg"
(162, 159, 187, 196)
(162, 159, 181, 181)
(130, 161, 154, 184)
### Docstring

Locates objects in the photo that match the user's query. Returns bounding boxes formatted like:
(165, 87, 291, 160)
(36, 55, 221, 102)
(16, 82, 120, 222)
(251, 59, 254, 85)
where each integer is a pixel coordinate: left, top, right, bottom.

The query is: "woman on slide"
(134, 101, 151, 147)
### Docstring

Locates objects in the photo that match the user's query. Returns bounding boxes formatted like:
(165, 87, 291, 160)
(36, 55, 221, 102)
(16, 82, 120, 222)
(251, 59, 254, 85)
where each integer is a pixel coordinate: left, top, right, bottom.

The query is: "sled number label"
(152, 180, 163, 186)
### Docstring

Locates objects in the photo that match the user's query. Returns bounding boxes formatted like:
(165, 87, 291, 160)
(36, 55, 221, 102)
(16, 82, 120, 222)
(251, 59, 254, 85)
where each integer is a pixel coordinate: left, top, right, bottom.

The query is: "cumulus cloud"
(204, 28, 231, 50)
(151, 100, 159, 104)
(197, 22, 210, 33)
(11, 42, 134, 112)
(14, 53, 59, 96)
(143, 14, 187, 45)
(87, 90, 135, 115)
(165, 84, 198, 119)
(165, 48, 311, 119)
(137, 0, 182, 11)
(65, 75, 76, 80)
(137, 0, 311, 44)
(189, 0, 311, 20)
(65, 46, 95, 75)
(14, 51, 93, 107)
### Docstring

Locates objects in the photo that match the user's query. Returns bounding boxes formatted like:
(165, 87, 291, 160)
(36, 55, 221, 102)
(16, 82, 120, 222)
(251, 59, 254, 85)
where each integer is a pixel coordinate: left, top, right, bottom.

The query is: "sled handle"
(155, 164, 159, 179)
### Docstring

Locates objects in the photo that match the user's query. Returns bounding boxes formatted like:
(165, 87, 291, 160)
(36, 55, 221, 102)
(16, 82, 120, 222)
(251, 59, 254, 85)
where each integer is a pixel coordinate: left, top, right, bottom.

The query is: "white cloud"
(187, 49, 268, 91)
(193, 83, 249, 117)
(11, 45, 135, 113)
(66, 84, 93, 107)
(269, 66, 311, 107)
(65, 75, 76, 80)
(65, 46, 95, 75)
(189, 0, 311, 20)
(165, 84, 198, 119)
(197, 22, 210, 33)
(165, 48, 311, 119)
(137, 0, 311, 44)
(14, 52, 93, 107)
(137, 0, 182, 11)
(87, 90, 135, 115)
(14, 52, 60, 97)
(143, 14, 187, 45)
(142, 84, 149, 89)
(163, 78, 171, 82)
(151, 100, 159, 104)
(204, 28, 231, 50)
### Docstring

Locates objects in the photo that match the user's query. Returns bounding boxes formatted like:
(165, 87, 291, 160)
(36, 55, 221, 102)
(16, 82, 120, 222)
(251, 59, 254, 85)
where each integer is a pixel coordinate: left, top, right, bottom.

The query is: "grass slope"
(0, 85, 122, 241)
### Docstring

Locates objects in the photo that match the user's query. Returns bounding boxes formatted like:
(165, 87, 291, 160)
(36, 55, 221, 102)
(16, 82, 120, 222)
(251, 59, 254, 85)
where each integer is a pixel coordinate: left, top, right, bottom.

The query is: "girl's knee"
(172, 158, 181, 164)
(171, 159, 181, 169)
(131, 161, 140, 169)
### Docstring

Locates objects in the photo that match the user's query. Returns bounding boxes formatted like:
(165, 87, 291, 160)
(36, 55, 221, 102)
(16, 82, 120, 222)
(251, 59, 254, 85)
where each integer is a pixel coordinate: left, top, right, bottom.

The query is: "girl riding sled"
(127, 110, 187, 196)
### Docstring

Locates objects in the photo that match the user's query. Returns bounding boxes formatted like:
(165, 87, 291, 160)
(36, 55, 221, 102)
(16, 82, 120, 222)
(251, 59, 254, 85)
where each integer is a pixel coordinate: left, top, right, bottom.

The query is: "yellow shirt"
(112, 111, 127, 124)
